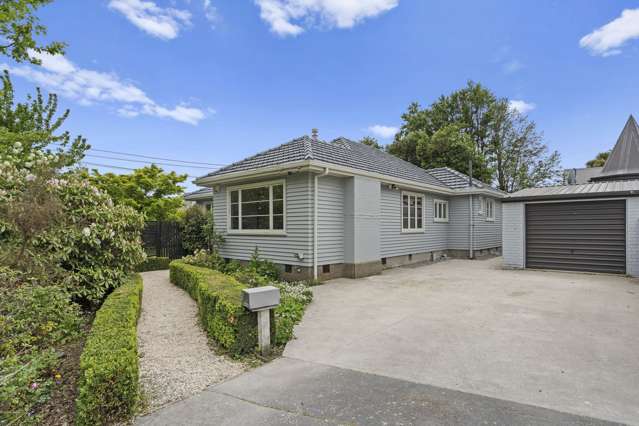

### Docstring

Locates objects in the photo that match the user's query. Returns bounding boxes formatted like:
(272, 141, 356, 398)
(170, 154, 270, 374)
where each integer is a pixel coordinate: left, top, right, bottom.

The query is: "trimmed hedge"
(170, 261, 274, 356)
(75, 274, 143, 425)
(135, 256, 170, 272)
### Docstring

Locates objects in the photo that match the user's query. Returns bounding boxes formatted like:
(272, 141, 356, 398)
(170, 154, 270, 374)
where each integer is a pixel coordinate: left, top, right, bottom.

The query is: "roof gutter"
(502, 190, 639, 203)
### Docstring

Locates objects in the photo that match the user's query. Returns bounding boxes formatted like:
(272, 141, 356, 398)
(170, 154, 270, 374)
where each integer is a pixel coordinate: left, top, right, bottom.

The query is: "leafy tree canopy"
(360, 136, 383, 150)
(0, 0, 65, 64)
(90, 165, 187, 222)
(586, 151, 610, 168)
(0, 72, 145, 304)
(388, 81, 562, 192)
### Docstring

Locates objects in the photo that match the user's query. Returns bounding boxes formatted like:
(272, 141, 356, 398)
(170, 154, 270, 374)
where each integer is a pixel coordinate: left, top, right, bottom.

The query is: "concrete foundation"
(228, 247, 501, 282)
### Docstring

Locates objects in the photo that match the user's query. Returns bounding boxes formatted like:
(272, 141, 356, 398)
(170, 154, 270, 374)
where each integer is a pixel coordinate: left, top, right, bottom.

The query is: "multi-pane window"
(485, 198, 495, 221)
(434, 199, 449, 222)
(229, 181, 285, 232)
(402, 192, 423, 232)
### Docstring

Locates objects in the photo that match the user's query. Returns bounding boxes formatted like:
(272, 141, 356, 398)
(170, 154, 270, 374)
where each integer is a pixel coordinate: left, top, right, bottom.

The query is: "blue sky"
(4, 1, 639, 190)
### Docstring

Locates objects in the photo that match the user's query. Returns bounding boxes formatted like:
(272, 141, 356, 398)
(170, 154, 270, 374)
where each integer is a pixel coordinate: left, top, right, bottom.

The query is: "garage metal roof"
(503, 179, 639, 202)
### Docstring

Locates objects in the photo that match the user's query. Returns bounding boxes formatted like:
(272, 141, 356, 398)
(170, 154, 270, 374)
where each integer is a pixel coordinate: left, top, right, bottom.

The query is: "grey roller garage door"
(525, 200, 626, 274)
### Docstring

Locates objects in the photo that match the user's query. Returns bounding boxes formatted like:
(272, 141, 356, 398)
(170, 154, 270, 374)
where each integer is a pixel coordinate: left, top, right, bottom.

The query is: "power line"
(88, 147, 227, 166)
(80, 162, 201, 179)
(84, 153, 215, 170)
(50, 142, 228, 167)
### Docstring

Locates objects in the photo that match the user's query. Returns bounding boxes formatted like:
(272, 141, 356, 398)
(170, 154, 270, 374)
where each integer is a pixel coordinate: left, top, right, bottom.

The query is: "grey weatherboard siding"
(380, 188, 448, 258)
(213, 173, 314, 267)
(317, 176, 345, 265)
(210, 175, 502, 269)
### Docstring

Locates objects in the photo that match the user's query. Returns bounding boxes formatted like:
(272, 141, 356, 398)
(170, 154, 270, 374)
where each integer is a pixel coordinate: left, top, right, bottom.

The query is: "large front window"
(229, 181, 284, 232)
(402, 191, 423, 232)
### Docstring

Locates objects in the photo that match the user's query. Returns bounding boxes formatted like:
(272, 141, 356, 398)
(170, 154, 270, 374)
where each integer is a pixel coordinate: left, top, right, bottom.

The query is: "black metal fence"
(142, 221, 184, 259)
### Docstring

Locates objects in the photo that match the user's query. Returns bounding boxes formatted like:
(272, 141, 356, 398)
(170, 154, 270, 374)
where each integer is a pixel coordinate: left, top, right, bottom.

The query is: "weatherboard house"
(187, 135, 504, 280)
(503, 116, 639, 277)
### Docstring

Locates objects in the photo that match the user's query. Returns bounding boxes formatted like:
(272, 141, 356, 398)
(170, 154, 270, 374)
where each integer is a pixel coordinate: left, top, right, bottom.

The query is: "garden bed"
(170, 253, 313, 357)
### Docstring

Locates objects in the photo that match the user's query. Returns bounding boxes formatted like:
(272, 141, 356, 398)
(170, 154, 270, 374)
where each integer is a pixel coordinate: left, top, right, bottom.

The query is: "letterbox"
(242, 286, 280, 311)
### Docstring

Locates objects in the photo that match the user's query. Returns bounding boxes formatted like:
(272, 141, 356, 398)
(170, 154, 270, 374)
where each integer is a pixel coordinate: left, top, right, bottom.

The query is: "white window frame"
(227, 179, 286, 235)
(401, 191, 425, 233)
(485, 198, 495, 222)
(433, 199, 449, 223)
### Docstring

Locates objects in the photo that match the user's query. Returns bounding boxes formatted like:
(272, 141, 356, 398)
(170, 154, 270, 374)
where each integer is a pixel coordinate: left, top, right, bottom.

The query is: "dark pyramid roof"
(592, 115, 639, 181)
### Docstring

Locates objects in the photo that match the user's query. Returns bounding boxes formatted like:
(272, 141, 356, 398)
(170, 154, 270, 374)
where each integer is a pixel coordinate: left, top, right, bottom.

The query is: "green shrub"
(180, 205, 210, 254)
(0, 284, 82, 424)
(75, 274, 143, 426)
(170, 261, 273, 356)
(135, 256, 170, 272)
(273, 282, 313, 346)
(181, 248, 225, 271)
(247, 247, 280, 281)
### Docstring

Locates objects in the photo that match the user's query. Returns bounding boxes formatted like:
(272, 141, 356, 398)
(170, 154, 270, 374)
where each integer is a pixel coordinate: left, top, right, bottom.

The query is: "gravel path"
(137, 270, 246, 412)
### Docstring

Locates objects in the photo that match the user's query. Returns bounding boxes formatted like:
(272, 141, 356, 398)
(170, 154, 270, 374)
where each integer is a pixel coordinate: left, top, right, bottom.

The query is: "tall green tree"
(489, 99, 562, 192)
(415, 124, 488, 178)
(0, 0, 65, 64)
(360, 136, 383, 150)
(388, 81, 562, 191)
(90, 165, 187, 221)
(586, 151, 610, 167)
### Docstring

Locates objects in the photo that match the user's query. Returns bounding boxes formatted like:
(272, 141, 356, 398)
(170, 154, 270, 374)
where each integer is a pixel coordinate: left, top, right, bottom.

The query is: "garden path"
(137, 270, 246, 412)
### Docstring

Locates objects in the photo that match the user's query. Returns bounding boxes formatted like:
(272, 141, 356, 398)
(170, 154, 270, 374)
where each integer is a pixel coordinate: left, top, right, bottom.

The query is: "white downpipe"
(469, 194, 474, 259)
(313, 168, 330, 279)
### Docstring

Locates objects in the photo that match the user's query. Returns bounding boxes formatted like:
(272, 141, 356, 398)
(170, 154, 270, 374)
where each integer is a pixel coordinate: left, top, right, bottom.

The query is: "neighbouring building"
(187, 134, 504, 281)
(503, 115, 639, 276)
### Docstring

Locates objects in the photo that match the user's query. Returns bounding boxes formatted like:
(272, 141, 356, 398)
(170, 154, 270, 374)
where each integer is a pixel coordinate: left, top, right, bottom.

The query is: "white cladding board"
(627, 197, 639, 277)
(502, 202, 525, 268)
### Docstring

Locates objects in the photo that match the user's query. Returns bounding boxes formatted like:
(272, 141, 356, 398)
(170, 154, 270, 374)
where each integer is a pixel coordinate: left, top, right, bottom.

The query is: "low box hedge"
(135, 256, 170, 272)
(75, 274, 143, 425)
(169, 261, 274, 356)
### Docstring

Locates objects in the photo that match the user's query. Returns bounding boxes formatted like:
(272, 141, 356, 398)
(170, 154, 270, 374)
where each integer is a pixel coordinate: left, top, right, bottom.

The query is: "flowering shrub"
(181, 248, 226, 271)
(273, 281, 313, 345)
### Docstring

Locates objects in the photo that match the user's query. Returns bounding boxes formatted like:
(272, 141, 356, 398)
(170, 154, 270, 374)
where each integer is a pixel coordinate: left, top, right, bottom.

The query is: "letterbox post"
(242, 286, 280, 356)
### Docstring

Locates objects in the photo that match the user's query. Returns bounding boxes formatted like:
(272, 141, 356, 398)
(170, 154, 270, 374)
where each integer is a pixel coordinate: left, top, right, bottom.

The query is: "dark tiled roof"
(592, 115, 639, 181)
(202, 136, 447, 188)
(184, 187, 212, 200)
(426, 167, 488, 190)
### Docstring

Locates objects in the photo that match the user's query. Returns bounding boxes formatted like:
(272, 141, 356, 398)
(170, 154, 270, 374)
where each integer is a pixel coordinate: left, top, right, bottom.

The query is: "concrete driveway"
(285, 257, 639, 425)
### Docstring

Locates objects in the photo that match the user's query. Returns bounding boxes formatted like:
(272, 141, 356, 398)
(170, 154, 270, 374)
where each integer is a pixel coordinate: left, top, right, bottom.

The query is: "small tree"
(586, 151, 610, 167)
(0, 72, 145, 305)
(360, 136, 383, 150)
(90, 165, 187, 221)
(0, 0, 66, 64)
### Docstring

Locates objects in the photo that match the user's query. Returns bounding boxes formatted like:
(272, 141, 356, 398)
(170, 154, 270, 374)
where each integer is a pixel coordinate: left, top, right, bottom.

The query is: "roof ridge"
(204, 136, 311, 176)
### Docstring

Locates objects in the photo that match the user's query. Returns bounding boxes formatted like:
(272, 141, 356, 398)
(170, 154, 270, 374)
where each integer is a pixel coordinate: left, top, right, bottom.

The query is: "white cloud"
(254, 0, 398, 36)
(580, 8, 639, 57)
(508, 100, 536, 115)
(367, 124, 398, 139)
(503, 59, 523, 74)
(4, 52, 207, 125)
(108, 0, 191, 40)
(203, 0, 218, 26)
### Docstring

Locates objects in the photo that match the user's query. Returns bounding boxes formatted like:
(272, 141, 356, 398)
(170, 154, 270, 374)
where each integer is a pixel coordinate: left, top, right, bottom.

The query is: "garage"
(525, 200, 626, 274)
(503, 116, 639, 277)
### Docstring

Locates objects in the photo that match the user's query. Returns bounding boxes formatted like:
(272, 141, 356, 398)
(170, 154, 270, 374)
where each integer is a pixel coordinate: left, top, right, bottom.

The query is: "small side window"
(486, 199, 495, 222)
(434, 200, 449, 222)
